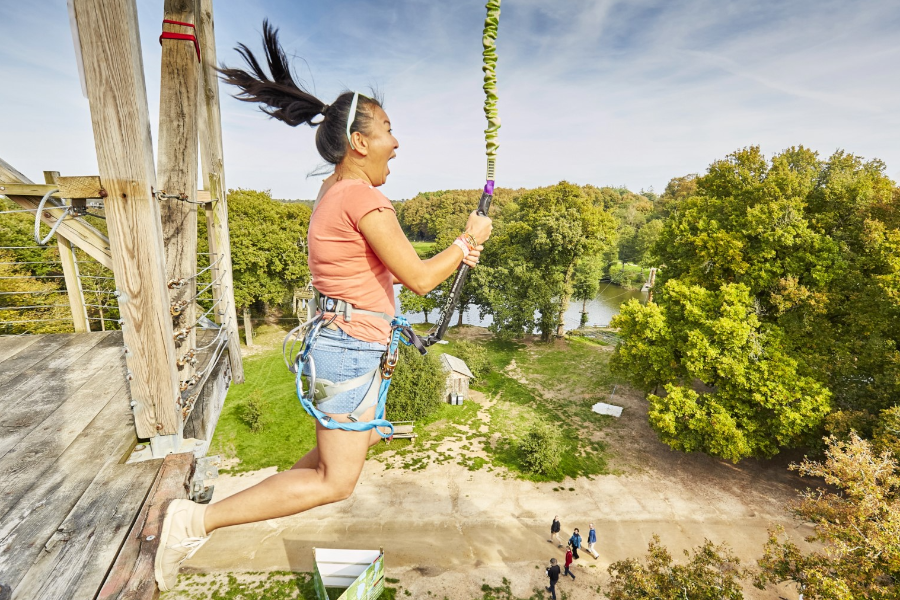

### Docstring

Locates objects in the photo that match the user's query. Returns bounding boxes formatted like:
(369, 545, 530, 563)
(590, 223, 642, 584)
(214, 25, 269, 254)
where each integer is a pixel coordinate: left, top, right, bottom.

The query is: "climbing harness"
(422, 0, 501, 347)
(283, 291, 425, 438)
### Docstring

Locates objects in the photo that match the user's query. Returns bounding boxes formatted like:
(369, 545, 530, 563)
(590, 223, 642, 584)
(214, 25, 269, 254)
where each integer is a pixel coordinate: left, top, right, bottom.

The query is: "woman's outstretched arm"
(360, 209, 491, 295)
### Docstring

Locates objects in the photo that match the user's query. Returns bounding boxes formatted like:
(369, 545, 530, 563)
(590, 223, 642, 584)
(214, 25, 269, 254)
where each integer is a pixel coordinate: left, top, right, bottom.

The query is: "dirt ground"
(174, 343, 813, 599)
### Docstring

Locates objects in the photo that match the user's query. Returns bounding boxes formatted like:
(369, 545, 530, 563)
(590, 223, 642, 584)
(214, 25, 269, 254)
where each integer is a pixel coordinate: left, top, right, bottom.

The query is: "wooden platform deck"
(0, 332, 201, 599)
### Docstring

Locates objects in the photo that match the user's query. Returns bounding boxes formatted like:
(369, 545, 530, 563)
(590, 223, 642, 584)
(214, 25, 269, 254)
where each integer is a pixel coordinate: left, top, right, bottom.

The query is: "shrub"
(453, 340, 490, 381)
(240, 388, 269, 433)
(520, 421, 562, 475)
(387, 343, 445, 421)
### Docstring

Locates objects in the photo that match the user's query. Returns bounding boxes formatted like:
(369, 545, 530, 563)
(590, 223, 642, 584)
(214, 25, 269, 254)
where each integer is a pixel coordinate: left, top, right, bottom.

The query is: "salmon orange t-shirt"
(308, 179, 396, 343)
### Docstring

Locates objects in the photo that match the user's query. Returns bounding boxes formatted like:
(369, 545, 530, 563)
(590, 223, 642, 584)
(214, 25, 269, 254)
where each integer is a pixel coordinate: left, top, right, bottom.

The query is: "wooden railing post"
(157, 0, 200, 394)
(41, 170, 90, 334)
(72, 0, 183, 453)
(197, 0, 244, 384)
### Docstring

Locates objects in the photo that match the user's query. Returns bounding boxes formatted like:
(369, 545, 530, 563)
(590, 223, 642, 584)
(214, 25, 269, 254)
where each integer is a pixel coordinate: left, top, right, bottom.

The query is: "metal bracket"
(126, 436, 204, 463)
(190, 455, 219, 504)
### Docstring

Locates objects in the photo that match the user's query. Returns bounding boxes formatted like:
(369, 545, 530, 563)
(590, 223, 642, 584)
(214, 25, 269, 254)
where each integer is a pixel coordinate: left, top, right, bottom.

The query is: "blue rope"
(294, 316, 413, 438)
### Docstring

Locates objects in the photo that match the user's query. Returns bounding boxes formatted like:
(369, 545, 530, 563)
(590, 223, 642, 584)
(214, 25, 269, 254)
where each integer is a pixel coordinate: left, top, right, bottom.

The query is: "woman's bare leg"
(290, 427, 382, 471)
(203, 405, 381, 533)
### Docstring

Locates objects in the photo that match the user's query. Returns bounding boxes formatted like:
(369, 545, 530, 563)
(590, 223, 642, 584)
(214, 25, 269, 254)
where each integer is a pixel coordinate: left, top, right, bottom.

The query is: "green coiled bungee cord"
(423, 0, 501, 347)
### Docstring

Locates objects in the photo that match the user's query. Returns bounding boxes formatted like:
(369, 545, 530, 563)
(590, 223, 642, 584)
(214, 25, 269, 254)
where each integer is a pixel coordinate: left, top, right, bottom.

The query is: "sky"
(1, 0, 898, 201)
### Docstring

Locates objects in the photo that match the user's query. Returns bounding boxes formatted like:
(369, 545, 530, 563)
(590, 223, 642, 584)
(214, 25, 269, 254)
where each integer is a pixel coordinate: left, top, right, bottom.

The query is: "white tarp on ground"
(591, 402, 623, 417)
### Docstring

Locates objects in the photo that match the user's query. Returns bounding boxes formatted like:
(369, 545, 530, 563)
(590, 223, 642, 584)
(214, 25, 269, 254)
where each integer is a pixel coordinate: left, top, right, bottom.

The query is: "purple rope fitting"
(484, 180, 495, 195)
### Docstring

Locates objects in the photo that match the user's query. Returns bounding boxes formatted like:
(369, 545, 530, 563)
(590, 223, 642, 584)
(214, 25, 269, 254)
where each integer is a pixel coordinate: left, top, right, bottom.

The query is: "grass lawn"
(410, 241, 436, 258)
(211, 325, 619, 481)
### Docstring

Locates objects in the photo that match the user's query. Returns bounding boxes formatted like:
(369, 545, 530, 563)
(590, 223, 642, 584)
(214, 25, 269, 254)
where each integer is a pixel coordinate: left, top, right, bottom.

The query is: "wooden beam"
(0, 182, 59, 197)
(72, 0, 182, 441)
(42, 171, 90, 334)
(57, 175, 104, 199)
(0, 157, 113, 270)
(197, 0, 244, 384)
(157, 0, 200, 397)
(0, 178, 104, 199)
(58, 237, 90, 333)
(97, 452, 193, 600)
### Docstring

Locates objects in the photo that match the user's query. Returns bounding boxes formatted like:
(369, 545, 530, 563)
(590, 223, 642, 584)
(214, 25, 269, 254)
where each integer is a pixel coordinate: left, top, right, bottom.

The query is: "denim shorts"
(302, 326, 387, 415)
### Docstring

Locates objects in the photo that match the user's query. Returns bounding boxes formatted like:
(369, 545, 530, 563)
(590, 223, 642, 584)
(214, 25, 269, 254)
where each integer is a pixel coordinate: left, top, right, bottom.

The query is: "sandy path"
(181, 387, 811, 599)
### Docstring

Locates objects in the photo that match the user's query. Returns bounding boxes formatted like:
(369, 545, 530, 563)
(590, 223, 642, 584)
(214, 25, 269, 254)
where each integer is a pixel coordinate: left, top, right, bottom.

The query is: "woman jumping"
(155, 21, 493, 591)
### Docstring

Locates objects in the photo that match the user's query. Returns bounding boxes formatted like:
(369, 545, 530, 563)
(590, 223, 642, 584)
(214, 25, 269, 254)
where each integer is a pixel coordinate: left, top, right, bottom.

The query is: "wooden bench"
(388, 421, 417, 444)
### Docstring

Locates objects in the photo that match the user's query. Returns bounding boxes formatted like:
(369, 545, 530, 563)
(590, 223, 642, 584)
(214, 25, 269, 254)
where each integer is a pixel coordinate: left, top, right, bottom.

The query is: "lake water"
(395, 283, 647, 331)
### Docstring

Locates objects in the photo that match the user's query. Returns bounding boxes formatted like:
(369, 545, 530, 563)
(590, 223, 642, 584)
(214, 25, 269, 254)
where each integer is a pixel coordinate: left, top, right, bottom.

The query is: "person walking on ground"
(569, 528, 582, 560)
(550, 515, 563, 547)
(563, 545, 576, 580)
(587, 523, 599, 559)
(545, 558, 561, 600)
(152, 22, 492, 593)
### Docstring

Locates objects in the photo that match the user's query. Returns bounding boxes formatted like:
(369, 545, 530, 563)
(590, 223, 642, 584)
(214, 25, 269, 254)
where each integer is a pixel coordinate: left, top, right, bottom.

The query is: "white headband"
(346, 92, 360, 150)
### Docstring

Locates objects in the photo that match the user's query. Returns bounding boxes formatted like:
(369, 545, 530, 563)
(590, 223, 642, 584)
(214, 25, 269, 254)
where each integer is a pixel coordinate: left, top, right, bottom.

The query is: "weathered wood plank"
(72, 0, 183, 439)
(98, 452, 193, 600)
(0, 358, 128, 519)
(0, 391, 137, 591)
(56, 175, 104, 199)
(0, 183, 59, 197)
(0, 335, 41, 364)
(0, 332, 108, 391)
(158, 0, 200, 388)
(197, 0, 243, 384)
(0, 157, 113, 270)
(58, 235, 90, 333)
(11, 459, 161, 600)
(0, 332, 120, 447)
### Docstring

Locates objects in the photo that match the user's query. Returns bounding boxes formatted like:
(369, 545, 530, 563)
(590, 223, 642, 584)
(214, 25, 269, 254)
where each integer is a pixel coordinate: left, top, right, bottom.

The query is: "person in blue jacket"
(587, 523, 599, 559)
(568, 528, 582, 560)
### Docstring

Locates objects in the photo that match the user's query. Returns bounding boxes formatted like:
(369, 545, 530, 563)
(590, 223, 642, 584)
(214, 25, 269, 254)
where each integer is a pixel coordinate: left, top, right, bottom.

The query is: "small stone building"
(440, 353, 474, 405)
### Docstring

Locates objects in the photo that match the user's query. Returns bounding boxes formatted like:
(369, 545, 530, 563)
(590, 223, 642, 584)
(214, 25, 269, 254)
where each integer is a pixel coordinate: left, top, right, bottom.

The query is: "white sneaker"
(154, 499, 209, 591)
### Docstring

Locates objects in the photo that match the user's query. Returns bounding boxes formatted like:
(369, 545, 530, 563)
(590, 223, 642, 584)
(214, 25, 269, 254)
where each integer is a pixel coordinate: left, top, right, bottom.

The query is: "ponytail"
(219, 20, 383, 165)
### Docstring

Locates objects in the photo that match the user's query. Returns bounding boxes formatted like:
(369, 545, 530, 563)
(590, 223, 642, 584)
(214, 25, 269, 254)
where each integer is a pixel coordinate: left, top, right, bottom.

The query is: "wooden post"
(57, 237, 90, 333)
(243, 307, 253, 347)
(197, 0, 244, 383)
(41, 171, 90, 334)
(157, 0, 200, 390)
(72, 0, 182, 450)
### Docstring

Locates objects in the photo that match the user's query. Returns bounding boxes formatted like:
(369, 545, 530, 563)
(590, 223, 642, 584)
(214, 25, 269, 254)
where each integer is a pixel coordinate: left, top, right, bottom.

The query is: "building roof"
(440, 353, 474, 379)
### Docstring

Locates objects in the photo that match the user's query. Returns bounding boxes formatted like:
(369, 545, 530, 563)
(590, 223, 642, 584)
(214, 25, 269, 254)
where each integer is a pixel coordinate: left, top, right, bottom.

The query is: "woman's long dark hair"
(218, 20, 381, 165)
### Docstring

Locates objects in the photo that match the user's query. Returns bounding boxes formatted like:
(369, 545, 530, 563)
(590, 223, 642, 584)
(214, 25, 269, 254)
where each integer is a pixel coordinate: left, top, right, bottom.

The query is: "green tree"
(387, 343, 445, 421)
(571, 255, 606, 328)
(520, 421, 562, 475)
(755, 434, 900, 600)
(613, 146, 900, 459)
(200, 189, 311, 317)
(606, 535, 747, 600)
(476, 182, 617, 340)
(0, 249, 71, 334)
(398, 285, 439, 323)
(612, 280, 831, 461)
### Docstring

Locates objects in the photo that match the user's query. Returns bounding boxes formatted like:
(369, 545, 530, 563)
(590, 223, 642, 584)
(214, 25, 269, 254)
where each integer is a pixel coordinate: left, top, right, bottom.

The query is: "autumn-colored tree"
(755, 433, 900, 600)
(606, 535, 748, 600)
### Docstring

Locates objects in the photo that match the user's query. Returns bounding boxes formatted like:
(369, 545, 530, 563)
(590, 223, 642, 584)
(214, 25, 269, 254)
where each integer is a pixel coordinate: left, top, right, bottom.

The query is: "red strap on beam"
(159, 19, 200, 62)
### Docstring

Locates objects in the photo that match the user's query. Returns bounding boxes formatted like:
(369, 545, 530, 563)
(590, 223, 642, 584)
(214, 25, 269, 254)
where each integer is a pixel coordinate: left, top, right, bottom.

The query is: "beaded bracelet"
(460, 232, 478, 249)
